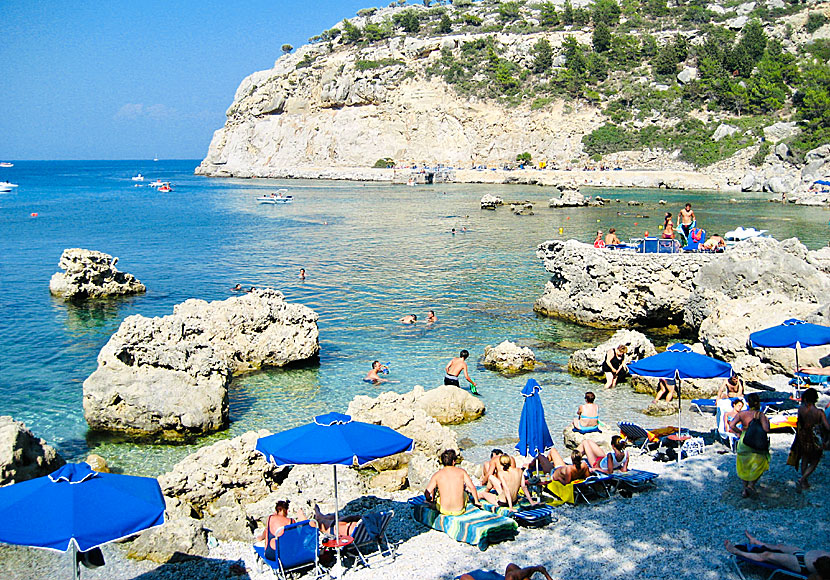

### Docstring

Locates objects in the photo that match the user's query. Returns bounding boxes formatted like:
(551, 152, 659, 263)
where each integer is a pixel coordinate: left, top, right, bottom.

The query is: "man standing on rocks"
(677, 203, 696, 239)
(445, 349, 478, 394)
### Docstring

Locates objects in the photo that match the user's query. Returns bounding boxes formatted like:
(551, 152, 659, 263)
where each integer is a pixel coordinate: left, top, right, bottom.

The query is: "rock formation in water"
(0, 416, 65, 486)
(568, 330, 656, 379)
(82, 289, 319, 441)
(482, 340, 538, 373)
(49, 248, 145, 300)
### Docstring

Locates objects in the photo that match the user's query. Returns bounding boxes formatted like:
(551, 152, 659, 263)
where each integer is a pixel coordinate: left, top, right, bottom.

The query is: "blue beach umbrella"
(749, 318, 830, 372)
(627, 344, 733, 462)
(516, 379, 553, 459)
(256, 412, 413, 570)
(0, 463, 165, 579)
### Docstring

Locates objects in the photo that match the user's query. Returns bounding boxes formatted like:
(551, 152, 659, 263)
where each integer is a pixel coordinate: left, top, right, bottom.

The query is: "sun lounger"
(618, 421, 676, 454)
(731, 544, 808, 580)
(609, 469, 659, 492)
(715, 398, 739, 452)
(408, 496, 518, 551)
(692, 396, 787, 415)
(342, 510, 396, 568)
(455, 571, 503, 580)
(572, 475, 613, 504)
(768, 410, 797, 433)
(253, 520, 324, 580)
(478, 500, 556, 528)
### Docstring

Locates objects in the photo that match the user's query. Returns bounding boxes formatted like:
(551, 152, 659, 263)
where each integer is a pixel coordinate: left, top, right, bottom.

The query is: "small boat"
(132, 174, 144, 181)
(157, 183, 172, 192)
(257, 189, 293, 204)
(0, 181, 18, 193)
(148, 179, 165, 188)
(724, 227, 770, 243)
(0, 162, 13, 168)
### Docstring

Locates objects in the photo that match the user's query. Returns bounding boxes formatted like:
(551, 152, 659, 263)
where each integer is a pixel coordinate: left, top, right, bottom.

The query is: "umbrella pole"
(72, 542, 79, 580)
(676, 371, 682, 465)
(333, 465, 341, 575)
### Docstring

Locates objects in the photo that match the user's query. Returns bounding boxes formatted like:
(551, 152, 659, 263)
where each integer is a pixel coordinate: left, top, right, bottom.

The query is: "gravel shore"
(5, 408, 823, 580)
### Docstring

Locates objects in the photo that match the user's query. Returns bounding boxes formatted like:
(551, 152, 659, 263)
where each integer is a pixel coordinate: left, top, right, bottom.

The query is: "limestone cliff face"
(197, 27, 604, 178)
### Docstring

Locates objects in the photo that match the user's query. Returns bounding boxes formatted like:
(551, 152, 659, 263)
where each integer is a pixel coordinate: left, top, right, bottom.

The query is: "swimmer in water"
(426, 310, 437, 324)
(231, 283, 243, 291)
(364, 361, 389, 384)
(399, 314, 417, 324)
(299, 268, 306, 280)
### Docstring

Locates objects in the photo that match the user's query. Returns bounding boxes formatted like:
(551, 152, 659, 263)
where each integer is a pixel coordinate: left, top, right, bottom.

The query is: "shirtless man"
(717, 375, 745, 399)
(703, 234, 726, 251)
(364, 360, 388, 384)
(425, 449, 481, 516)
(726, 531, 830, 578)
(479, 449, 516, 487)
(792, 388, 830, 491)
(604, 228, 621, 246)
(399, 314, 417, 324)
(480, 454, 530, 509)
(445, 349, 478, 394)
(426, 310, 437, 324)
(677, 203, 696, 239)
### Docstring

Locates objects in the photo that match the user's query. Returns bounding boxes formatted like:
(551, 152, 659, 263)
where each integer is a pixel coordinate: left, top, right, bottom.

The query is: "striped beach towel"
(408, 496, 518, 551)
(478, 501, 556, 527)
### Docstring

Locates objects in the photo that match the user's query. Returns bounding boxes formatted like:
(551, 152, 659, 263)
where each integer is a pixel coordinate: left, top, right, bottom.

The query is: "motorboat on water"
(257, 189, 293, 204)
(0, 181, 19, 193)
(157, 183, 172, 192)
(148, 179, 165, 188)
(132, 174, 144, 181)
(0, 162, 13, 168)
(724, 226, 770, 244)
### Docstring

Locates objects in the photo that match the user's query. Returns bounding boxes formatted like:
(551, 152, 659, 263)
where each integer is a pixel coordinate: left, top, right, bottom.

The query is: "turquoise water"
(1, 161, 828, 475)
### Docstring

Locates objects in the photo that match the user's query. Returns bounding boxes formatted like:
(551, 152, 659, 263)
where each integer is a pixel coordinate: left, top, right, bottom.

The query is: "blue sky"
(0, 1, 383, 160)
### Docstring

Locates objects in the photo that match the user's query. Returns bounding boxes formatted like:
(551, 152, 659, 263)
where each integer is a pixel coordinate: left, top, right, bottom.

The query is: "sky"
(0, 1, 384, 160)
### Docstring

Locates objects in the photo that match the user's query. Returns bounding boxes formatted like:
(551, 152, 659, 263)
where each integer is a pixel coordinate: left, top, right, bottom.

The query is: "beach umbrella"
(0, 462, 165, 579)
(749, 318, 830, 373)
(516, 378, 553, 459)
(255, 412, 413, 572)
(627, 344, 733, 462)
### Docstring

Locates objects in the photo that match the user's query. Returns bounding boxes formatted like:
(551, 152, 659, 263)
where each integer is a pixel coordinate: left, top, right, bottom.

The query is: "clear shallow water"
(1, 161, 828, 475)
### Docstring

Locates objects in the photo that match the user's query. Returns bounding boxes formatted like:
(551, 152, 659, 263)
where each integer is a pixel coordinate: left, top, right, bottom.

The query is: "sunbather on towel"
(458, 563, 554, 580)
(480, 449, 516, 487)
(726, 531, 830, 579)
(577, 435, 629, 474)
(425, 449, 481, 516)
(480, 454, 531, 509)
(572, 391, 600, 432)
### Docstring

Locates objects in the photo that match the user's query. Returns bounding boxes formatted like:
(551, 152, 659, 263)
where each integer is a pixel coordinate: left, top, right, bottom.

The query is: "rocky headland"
(0, 416, 65, 486)
(83, 289, 319, 441)
(195, 1, 830, 202)
(49, 248, 145, 300)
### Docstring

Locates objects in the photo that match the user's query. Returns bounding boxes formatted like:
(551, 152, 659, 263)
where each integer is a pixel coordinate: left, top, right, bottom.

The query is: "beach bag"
(787, 436, 799, 468)
(743, 415, 769, 452)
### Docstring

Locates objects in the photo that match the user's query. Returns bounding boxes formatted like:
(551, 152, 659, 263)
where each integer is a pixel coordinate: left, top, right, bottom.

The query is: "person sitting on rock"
(577, 435, 629, 474)
(572, 391, 600, 432)
(602, 344, 628, 389)
(256, 500, 306, 557)
(480, 454, 530, 509)
(654, 378, 677, 404)
(425, 449, 481, 516)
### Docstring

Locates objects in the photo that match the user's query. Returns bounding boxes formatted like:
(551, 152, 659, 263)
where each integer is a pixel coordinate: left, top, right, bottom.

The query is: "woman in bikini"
(662, 213, 675, 239)
(725, 531, 830, 578)
(256, 500, 306, 558)
(572, 391, 600, 432)
(577, 435, 629, 474)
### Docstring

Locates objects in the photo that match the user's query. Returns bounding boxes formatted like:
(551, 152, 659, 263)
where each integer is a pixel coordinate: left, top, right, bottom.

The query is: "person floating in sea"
(677, 203, 696, 239)
(299, 268, 305, 280)
(231, 283, 243, 292)
(426, 310, 437, 324)
(790, 388, 830, 492)
(247, 286, 257, 293)
(445, 349, 478, 394)
(399, 314, 417, 324)
(424, 449, 481, 516)
(364, 360, 389, 384)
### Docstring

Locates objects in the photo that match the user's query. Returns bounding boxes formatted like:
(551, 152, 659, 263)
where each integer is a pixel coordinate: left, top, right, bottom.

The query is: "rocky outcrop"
(568, 330, 656, 379)
(416, 384, 486, 425)
(482, 340, 538, 373)
(562, 426, 612, 453)
(49, 249, 145, 300)
(548, 188, 587, 207)
(0, 416, 65, 486)
(481, 194, 504, 209)
(630, 376, 722, 399)
(127, 517, 209, 563)
(534, 239, 712, 329)
(83, 289, 319, 440)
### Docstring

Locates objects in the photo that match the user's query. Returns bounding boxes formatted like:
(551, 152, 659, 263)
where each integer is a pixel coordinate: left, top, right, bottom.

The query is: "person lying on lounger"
(577, 435, 629, 474)
(311, 505, 362, 537)
(726, 531, 830, 579)
(458, 563, 554, 580)
(531, 449, 594, 484)
(425, 449, 481, 516)
(479, 454, 531, 509)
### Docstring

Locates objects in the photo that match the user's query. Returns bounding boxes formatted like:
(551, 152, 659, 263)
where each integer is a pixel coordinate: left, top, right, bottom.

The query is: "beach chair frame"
(609, 469, 659, 493)
(573, 475, 613, 504)
(343, 510, 396, 569)
(618, 422, 666, 455)
(732, 553, 808, 580)
(253, 520, 324, 580)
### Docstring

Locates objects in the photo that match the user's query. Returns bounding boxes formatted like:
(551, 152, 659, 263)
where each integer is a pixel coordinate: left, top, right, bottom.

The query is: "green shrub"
(342, 19, 362, 43)
(806, 12, 828, 33)
(296, 54, 316, 69)
(516, 152, 532, 163)
(593, 22, 612, 53)
(461, 13, 482, 26)
(373, 158, 395, 168)
(592, 0, 621, 26)
(499, 2, 522, 21)
(438, 13, 453, 33)
(532, 38, 553, 72)
(804, 39, 830, 62)
(357, 8, 377, 17)
(393, 10, 421, 33)
(356, 58, 405, 71)
(531, 97, 554, 109)
(538, 2, 559, 27)
(749, 142, 770, 166)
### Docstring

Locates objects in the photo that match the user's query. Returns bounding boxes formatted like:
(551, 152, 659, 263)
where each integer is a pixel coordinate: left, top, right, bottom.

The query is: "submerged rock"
(49, 248, 145, 300)
(568, 330, 656, 380)
(0, 416, 65, 486)
(83, 289, 319, 440)
(482, 340, 538, 373)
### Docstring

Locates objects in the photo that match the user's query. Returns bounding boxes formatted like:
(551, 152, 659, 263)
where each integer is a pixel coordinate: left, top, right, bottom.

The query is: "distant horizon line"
(0, 158, 203, 162)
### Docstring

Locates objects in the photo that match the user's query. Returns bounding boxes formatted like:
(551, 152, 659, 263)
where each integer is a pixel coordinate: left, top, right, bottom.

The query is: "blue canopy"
(749, 319, 830, 350)
(814, 180, 830, 186)
(627, 343, 733, 380)
(0, 463, 165, 553)
(516, 379, 553, 457)
(255, 412, 414, 466)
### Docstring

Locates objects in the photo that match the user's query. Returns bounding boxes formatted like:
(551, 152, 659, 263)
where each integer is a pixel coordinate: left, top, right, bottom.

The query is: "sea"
(1, 160, 828, 476)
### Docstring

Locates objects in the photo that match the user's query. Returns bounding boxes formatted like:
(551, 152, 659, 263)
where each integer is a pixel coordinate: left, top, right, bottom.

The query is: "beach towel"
(736, 432, 770, 482)
(478, 501, 556, 527)
(455, 571, 503, 580)
(408, 496, 518, 551)
(545, 480, 577, 505)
